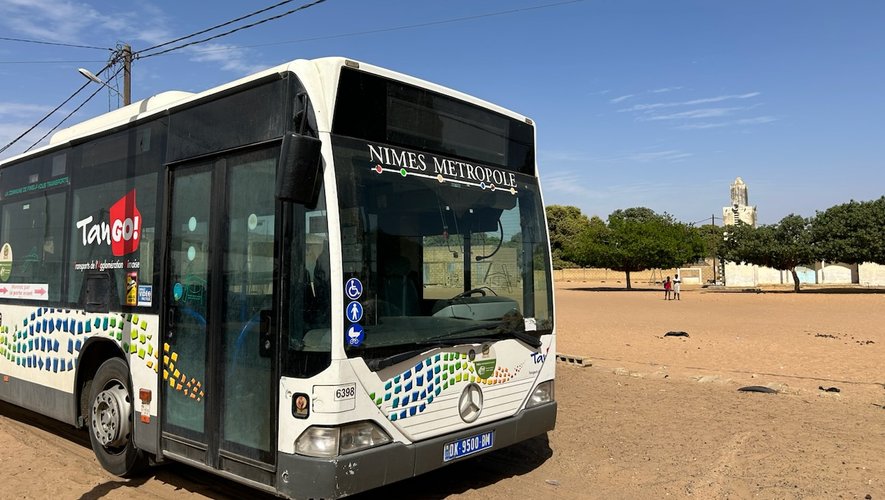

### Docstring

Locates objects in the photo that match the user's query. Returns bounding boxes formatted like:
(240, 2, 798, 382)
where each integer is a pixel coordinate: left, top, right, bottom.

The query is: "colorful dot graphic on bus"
(369, 352, 524, 422)
(0, 307, 203, 403)
(162, 343, 204, 402)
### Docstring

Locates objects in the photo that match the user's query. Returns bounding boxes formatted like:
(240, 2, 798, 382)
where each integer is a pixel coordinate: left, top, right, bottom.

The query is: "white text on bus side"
(75, 215, 140, 247)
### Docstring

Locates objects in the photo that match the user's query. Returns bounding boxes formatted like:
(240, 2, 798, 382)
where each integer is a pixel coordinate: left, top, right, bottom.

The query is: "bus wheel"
(87, 357, 146, 477)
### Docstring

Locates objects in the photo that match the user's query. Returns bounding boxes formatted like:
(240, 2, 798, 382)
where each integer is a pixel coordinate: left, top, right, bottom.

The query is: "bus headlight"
(295, 421, 391, 458)
(526, 380, 555, 408)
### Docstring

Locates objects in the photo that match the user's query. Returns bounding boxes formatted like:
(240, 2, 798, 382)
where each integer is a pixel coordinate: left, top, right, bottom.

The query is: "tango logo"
(75, 189, 142, 257)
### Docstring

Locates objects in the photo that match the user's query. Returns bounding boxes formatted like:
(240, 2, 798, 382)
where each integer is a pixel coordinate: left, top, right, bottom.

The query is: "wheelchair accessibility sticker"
(345, 278, 362, 300)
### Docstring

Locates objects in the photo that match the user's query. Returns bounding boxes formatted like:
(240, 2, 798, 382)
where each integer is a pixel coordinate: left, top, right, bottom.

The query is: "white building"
(722, 177, 757, 227)
(719, 177, 885, 287)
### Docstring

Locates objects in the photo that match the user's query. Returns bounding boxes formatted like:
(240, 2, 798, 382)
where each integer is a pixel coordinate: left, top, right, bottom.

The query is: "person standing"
(664, 276, 672, 300)
(673, 273, 681, 300)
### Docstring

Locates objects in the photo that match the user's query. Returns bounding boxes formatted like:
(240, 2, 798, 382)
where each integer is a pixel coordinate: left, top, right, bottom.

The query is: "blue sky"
(1, 0, 883, 225)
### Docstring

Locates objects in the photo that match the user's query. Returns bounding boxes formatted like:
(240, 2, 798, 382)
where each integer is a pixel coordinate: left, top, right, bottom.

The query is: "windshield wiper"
(428, 321, 542, 349)
(365, 323, 542, 371)
(366, 340, 462, 371)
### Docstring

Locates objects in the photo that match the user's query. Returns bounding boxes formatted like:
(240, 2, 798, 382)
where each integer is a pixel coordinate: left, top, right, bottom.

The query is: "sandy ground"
(1, 283, 884, 499)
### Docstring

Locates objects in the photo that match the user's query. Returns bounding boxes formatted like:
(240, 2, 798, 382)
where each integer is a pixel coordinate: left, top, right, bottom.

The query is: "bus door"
(162, 147, 279, 484)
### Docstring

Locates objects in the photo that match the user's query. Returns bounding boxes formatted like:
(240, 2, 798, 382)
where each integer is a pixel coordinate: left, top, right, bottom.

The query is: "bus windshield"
(331, 136, 553, 363)
(328, 67, 552, 366)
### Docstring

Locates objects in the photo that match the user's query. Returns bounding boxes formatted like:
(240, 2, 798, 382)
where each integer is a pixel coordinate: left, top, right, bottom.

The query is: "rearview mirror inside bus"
(277, 133, 322, 206)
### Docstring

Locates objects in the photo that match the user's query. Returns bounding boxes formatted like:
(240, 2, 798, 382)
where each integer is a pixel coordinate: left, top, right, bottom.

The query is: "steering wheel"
(452, 286, 497, 299)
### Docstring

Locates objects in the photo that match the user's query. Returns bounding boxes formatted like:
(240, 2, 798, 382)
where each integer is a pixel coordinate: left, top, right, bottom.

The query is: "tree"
(563, 207, 705, 289)
(722, 215, 817, 292)
(545, 205, 591, 269)
(812, 196, 885, 265)
(560, 215, 609, 268)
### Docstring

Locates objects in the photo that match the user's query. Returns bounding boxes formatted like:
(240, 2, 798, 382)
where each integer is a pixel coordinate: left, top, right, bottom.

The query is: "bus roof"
(2, 57, 533, 167)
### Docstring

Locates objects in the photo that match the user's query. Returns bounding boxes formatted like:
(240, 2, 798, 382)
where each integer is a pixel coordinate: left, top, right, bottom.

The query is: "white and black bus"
(0, 57, 556, 499)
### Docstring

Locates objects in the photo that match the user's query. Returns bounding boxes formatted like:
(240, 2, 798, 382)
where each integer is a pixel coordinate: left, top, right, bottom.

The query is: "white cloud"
(542, 170, 604, 199)
(622, 150, 693, 162)
(0, 121, 52, 160)
(642, 107, 743, 121)
(187, 44, 270, 76)
(620, 92, 761, 113)
(0, 2, 264, 75)
(609, 94, 634, 104)
(676, 116, 778, 130)
(736, 116, 777, 125)
(0, 102, 53, 118)
(651, 86, 683, 93)
(0, 0, 113, 44)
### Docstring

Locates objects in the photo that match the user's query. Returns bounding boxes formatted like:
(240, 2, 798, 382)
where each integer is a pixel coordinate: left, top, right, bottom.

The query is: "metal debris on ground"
(737, 386, 778, 394)
(663, 331, 689, 337)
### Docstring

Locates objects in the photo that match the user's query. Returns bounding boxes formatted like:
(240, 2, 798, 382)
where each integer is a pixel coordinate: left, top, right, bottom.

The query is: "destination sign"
(367, 143, 518, 195)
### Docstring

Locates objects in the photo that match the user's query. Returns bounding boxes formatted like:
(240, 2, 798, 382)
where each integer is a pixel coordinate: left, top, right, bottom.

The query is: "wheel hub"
(91, 384, 131, 448)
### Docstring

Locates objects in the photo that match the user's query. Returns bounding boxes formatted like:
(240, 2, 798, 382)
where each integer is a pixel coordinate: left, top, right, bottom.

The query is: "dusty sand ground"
(1, 283, 884, 499)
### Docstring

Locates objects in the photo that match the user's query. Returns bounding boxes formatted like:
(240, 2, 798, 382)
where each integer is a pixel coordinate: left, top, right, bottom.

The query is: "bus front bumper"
(276, 401, 557, 499)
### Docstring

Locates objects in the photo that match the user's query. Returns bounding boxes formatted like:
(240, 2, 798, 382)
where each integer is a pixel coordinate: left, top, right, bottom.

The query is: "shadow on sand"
(561, 285, 885, 295)
(564, 286, 663, 293)
(1, 400, 553, 500)
(352, 433, 554, 499)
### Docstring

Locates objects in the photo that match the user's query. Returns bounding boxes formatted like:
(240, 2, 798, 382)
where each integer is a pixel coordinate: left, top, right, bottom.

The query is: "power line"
(145, 0, 586, 56)
(0, 61, 113, 156)
(0, 36, 110, 51)
(138, 0, 300, 54)
(137, 0, 328, 59)
(24, 65, 124, 153)
(0, 60, 106, 65)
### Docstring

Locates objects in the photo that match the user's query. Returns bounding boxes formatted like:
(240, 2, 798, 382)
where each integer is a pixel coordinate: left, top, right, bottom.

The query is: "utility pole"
(121, 44, 132, 106)
(711, 213, 717, 283)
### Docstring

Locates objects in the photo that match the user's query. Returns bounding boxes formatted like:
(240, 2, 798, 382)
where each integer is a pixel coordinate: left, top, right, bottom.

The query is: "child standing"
(664, 276, 672, 300)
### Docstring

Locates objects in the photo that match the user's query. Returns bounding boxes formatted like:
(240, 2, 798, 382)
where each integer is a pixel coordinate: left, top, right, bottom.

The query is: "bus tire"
(87, 357, 146, 477)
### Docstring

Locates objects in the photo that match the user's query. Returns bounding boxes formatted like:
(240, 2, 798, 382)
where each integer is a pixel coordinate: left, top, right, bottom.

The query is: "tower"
(722, 177, 757, 227)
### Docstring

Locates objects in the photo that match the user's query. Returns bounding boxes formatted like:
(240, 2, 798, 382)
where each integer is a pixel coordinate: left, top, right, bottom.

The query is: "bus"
(0, 57, 556, 498)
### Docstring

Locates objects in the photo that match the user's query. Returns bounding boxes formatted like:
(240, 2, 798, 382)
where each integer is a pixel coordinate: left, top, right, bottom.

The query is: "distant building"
(718, 176, 885, 287)
(722, 177, 757, 227)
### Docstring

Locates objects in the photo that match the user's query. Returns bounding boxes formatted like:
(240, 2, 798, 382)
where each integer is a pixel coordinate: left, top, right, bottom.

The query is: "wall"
(553, 265, 713, 285)
(724, 261, 885, 287)
(858, 263, 885, 286)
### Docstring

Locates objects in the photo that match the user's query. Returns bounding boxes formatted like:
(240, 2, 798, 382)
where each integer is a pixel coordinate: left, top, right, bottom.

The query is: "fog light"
(295, 421, 391, 458)
(526, 380, 554, 408)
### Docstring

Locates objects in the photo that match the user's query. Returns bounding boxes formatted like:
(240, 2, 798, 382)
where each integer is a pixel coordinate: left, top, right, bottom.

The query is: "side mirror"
(277, 133, 322, 206)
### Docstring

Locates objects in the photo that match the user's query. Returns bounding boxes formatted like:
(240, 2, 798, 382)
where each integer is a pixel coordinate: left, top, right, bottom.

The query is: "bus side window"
(0, 192, 67, 302)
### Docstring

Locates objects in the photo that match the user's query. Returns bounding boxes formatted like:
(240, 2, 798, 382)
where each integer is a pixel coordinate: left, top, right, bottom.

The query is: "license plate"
(443, 430, 494, 462)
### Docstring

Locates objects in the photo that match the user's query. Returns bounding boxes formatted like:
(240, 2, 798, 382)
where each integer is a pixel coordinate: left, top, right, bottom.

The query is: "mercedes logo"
(458, 383, 484, 423)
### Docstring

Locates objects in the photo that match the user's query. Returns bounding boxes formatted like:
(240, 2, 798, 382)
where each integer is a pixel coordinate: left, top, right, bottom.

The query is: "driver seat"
(381, 256, 419, 316)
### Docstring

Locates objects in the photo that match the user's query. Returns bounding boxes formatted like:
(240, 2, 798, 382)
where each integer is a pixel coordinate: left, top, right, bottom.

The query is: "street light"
(78, 68, 123, 98)
(78, 44, 131, 106)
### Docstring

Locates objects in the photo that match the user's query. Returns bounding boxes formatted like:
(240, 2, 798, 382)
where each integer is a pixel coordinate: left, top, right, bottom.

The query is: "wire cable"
(145, 0, 585, 55)
(0, 59, 106, 65)
(137, 0, 327, 59)
(0, 36, 111, 51)
(0, 61, 113, 156)
(24, 64, 124, 153)
(138, 0, 299, 54)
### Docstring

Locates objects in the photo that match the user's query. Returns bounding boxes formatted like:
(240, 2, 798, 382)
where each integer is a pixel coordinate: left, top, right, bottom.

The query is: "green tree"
(563, 207, 705, 289)
(812, 196, 885, 265)
(545, 205, 591, 269)
(697, 223, 725, 259)
(560, 215, 609, 268)
(722, 215, 817, 292)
